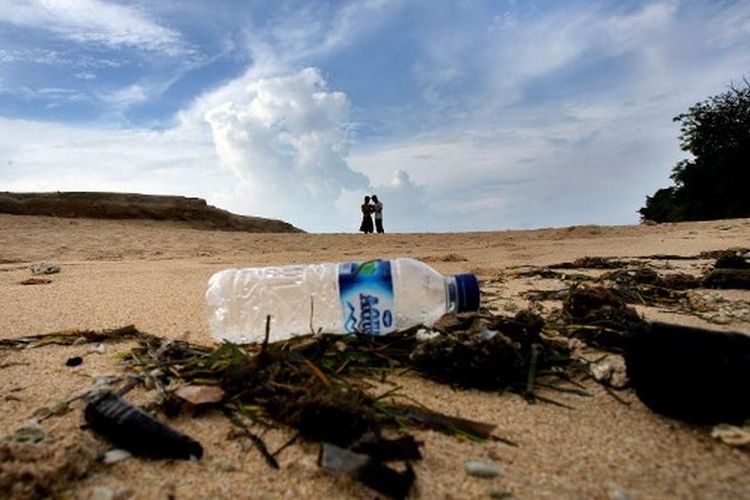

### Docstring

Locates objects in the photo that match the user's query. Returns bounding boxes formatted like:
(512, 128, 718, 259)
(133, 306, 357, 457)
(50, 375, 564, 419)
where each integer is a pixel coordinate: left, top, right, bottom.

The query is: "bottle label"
(338, 260, 395, 335)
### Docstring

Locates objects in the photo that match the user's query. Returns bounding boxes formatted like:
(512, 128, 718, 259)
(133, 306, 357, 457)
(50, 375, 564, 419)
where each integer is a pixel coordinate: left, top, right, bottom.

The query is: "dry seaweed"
(550, 257, 631, 269)
(0, 325, 155, 350)
(699, 248, 750, 261)
(513, 268, 593, 281)
(551, 285, 644, 352)
(594, 266, 701, 308)
(1, 315, 580, 498)
(522, 289, 568, 302)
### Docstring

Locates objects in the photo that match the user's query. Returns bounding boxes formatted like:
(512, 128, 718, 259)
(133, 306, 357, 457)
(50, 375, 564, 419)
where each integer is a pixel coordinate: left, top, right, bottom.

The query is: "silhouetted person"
(372, 195, 384, 233)
(359, 195, 374, 234)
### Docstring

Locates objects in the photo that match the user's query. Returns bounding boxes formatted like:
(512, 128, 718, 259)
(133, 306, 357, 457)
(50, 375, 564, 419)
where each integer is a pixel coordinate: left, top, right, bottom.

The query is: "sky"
(1, 0, 748, 233)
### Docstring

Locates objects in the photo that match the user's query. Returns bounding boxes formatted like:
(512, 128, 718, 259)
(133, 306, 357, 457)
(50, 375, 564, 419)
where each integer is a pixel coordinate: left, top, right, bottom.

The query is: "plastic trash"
(84, 392, 203, 460)
(206, 258, 480, 344)
(626, 321, 750, 424)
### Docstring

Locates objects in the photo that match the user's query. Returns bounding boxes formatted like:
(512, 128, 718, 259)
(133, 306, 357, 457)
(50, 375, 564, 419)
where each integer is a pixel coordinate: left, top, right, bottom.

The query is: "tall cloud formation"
(203, 68, 369, 230)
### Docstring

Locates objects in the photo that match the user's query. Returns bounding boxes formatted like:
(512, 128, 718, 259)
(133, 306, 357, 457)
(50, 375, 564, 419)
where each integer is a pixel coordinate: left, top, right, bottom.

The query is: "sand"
(1, 213, 749, 498)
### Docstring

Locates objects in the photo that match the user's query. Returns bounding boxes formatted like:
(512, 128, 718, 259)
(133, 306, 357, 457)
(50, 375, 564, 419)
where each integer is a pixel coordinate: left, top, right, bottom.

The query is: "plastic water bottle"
(206, 258, 480, 344)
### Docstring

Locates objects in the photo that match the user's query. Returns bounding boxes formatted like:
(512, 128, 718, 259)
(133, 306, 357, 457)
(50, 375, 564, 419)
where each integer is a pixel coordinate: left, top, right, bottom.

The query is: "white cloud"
(97, 83, 148, 107)
(0, 118, 217, 197)
(202, 67, 369, 229)
(0, 0, 187, 55)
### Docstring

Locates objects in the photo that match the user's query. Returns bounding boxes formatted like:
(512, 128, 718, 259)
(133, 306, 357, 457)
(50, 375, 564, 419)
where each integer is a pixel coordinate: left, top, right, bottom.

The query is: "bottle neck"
(445, 276, 458, 314)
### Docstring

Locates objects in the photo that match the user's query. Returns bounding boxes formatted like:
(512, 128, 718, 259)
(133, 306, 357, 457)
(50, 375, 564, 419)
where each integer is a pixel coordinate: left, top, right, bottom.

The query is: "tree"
(639, 80, 750, 222)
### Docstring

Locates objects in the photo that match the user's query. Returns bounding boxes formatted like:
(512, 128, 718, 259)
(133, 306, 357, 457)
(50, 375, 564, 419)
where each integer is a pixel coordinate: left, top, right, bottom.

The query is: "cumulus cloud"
(0, 0, 187, 55)
(203, 67, 369, 229)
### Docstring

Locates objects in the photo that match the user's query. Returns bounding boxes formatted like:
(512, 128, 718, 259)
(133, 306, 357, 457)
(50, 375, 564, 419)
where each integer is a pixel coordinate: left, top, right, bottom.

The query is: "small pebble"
(90, 343, 106, 354)
(590, 361, 613, 382)
(465, 460, 500, 478)
(65, 356, 83, 367)
(103, 449, 132, 464)
(30, 262, 61, 275)
(49, 400, 70, 415)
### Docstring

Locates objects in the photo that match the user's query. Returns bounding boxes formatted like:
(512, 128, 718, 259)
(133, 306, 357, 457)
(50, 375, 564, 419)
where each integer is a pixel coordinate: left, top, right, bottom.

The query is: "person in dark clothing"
(371, 194, 384, 233)
(359, 195, 374, 233)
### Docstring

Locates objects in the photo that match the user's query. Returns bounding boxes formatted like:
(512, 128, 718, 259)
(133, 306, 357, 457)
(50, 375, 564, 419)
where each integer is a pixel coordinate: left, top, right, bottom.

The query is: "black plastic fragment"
(703, 269, 750, 289)
(626, 321, 750, 425)
(65, 356, 83, 367)
(320, 443, 416, 499)
(84, 392, 203, 459)
(351, 435, 422, 461)
(713, 252, 750, 270)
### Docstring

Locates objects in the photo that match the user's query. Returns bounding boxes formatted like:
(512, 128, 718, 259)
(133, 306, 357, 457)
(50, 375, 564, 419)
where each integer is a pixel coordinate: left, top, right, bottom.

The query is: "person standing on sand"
(371, 195, 384, 233)
(359, 195, 374, 234)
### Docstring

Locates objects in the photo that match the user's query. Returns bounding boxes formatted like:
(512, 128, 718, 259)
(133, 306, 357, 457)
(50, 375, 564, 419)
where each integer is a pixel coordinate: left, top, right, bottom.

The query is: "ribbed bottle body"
(206, 258, 455, 344)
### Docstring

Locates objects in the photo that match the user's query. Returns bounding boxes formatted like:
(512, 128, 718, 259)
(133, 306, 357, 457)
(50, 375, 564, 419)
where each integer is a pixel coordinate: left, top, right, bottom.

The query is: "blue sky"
(1, 0, 748, 232)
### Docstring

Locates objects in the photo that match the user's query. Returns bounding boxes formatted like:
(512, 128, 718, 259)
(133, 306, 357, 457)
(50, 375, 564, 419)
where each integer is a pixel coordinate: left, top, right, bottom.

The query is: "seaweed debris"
(0, 325, 155, 350)
(549, 284, 644, 353)
(107, 311, 576, 496)
(409, 310, 573, 399)
(0, 306, 630, 497)
(549, 257, 631, 270)
(98, 322, 493, 496)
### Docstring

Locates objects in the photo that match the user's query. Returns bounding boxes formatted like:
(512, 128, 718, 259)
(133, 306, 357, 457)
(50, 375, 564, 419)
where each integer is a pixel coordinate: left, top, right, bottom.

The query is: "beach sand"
(1, 213, 749, 498)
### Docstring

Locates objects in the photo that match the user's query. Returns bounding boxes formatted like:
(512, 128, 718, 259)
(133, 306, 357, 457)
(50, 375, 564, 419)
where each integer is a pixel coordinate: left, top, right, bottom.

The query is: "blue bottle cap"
(454, 273, 480, 312)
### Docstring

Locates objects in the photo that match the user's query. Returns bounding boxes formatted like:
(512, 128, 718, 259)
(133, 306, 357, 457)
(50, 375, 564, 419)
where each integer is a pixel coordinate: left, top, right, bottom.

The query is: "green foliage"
(640, 81, 750, 222)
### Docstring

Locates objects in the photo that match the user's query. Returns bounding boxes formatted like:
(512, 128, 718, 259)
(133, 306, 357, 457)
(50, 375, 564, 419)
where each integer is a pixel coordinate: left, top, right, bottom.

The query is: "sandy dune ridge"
(0, 192, 302, 233)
